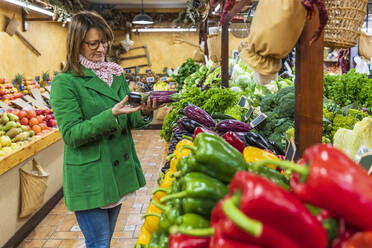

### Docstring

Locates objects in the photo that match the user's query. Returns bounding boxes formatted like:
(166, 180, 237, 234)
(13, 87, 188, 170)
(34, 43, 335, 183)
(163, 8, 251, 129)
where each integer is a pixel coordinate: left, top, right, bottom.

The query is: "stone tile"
(124, 225, 136, 231)
(42, 240, 62, 248)
(56, 221, 75, 232)
(58, 239, 85, 248)
(26, 226, 54, 240)
(121, 198, 134, 209)
(18, 239, 46, 248)
(112, 231, 134, 239)
(126, 214, 144, 225)
(39, 214, 65, 227)
(51, 231, 80, 240)
(114, 238, 137, 248)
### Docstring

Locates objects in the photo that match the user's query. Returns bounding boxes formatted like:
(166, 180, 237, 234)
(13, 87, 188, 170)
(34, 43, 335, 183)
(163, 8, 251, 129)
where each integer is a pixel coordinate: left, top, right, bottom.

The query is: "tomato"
(345, 232, 372, 248)
(29, 117, 39, 127)
(32, 125, 42, 134)
(18, 110, 27, 119)
(26, 110, 37, 119)
(20, 117, 29, 126)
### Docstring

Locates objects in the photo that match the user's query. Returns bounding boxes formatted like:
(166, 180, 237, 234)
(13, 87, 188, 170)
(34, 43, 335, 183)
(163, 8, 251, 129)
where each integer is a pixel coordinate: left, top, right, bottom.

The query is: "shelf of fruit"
(0, 109, 60, 176)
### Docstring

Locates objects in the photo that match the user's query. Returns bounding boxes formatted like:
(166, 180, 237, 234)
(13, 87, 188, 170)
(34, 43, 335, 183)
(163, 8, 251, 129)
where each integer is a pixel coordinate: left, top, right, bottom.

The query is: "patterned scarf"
(79, 55, 123, 87)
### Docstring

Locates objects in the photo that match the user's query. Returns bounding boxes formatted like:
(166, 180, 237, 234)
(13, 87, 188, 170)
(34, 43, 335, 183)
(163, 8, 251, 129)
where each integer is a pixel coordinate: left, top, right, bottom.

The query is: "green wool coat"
(50, 68, 151, 211)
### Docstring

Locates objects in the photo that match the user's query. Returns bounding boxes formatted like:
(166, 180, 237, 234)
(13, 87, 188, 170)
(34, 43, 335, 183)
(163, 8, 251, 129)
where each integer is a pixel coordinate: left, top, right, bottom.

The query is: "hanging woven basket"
(324, 0, 368, 49)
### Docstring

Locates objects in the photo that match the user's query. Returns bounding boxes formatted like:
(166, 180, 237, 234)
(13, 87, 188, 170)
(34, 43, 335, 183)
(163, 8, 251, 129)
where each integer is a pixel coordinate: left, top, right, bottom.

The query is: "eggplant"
(216, 119, 252, 133)
(150, 92, 180, 104)
(177, 117, 189, 129)
(183, 106, 216, 128)
(128, 92, 143, 106)
(244, 132, 285, 155)
(180, 119, 204, 133)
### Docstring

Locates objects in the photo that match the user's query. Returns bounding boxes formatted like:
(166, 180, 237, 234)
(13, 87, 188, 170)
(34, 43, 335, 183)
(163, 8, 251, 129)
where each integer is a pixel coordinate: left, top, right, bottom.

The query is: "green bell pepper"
(182, 133, 246, 182)
(160, 172, 228, 203)
(247, 163, 290, 190)
(151, 199, 182, 227)
(182, 197, 216, 219)
(158, 233, 169, 248)
(176, 213, 210, 229)
(148, 229, 161, 247)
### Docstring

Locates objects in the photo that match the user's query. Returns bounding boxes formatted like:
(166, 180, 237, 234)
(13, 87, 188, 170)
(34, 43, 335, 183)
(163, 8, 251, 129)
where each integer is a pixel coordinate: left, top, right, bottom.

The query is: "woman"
(50, 11, 160, 247)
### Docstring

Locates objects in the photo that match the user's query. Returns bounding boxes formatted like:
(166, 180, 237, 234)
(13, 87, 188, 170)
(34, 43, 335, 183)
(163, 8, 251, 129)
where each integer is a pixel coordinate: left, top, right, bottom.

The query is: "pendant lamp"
(132, 0, 154, 25)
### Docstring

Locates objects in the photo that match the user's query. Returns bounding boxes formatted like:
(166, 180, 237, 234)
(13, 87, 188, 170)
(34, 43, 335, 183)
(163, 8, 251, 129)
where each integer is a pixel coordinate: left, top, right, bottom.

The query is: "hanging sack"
(19, 159, 48, 218)
(192, 47, 204, 62)
(207, 32, 222, 63)
(156, 105, 172, 121)
(240, 0, 307, 78)
(359, 31, 372, 61)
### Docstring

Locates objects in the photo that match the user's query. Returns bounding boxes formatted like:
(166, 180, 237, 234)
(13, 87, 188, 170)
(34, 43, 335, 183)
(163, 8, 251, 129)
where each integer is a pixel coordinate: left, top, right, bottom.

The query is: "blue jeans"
(75, 204, 122, 248)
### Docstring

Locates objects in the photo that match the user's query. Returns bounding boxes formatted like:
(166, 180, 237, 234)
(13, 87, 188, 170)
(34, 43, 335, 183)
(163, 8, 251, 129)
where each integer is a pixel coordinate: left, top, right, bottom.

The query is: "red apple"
(47, 119, 57, 127)
(45, 114, 54, 120)
(35, 109, 43, 116)
(43, 109, 52, 115)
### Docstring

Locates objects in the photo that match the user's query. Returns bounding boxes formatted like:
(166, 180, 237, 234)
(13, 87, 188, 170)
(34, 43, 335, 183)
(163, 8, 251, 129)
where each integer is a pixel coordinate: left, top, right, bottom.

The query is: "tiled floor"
(19, 130, 167, 248)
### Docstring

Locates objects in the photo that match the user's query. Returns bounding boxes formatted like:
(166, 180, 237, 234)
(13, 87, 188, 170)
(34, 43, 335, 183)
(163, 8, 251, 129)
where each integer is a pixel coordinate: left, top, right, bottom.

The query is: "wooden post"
(221, 13, 230, 88)
(295, 10, 324, 158)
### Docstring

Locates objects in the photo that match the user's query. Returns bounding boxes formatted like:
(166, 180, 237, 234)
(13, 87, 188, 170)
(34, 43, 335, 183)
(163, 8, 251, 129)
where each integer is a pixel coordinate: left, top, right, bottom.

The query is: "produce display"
(0, 78, 23, 104)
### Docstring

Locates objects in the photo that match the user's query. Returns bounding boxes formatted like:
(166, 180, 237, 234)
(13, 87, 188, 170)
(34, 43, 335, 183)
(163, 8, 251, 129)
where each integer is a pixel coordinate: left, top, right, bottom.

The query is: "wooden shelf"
(0, 129, 62, 176)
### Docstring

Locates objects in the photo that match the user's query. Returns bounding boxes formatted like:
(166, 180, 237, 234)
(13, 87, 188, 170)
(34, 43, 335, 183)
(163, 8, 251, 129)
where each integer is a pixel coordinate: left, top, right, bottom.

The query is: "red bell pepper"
(210, 223, 263, 248)
(222, 131, 245, 153)
(218, 171, 327, 248)
(168, 233, 210, 248)
(332, 219, 359, 248)
(344, 231, 372, 248)
(192, 127, 216, 140)
(255, 144, 372, 230)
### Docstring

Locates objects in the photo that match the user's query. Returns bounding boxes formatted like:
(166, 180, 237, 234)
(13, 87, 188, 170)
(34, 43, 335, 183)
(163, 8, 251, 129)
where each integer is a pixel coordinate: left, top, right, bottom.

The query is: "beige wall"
(0, 140, 64, 247)
(116, 31, 244, 73)
(0, 2, 67, 80)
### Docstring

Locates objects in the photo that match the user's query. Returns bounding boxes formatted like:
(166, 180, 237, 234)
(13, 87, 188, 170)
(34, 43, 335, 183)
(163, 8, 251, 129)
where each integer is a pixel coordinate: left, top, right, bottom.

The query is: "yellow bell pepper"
(243, 146, 279, 170)
(170, 157, 178, 173)
(142, 202, 162, 233)
(153, 171, 175, 202)
(136, 226, 152, 245)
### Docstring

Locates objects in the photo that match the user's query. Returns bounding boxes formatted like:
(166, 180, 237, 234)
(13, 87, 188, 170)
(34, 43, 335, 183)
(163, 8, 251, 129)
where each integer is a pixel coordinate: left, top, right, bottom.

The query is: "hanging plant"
(172, 0, 209, 27)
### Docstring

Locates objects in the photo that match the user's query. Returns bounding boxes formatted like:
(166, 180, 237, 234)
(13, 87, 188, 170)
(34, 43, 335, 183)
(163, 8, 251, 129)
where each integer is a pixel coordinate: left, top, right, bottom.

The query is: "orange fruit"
(29, 117, 39, 127)
(26, 110, 37, 119)
(19, 110, 27, 119)
(32, 125, 42, 134)
(36, 115, 44, 123)
(39, 123, 47, 130)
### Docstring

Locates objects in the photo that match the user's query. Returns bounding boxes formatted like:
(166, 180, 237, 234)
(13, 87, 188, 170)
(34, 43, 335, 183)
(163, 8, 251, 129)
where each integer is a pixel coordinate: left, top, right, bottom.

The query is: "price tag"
(146, 77, 155, 83)
(245, 106, 254, 121)
(145, 69, 151, 73)
(136, 82, 145, 88)
(284, 138, 297, 162)
(250, 113, 267, 129)
(358, 151, 372, 173)
(237, 96, 249, 108)
(126, 69, 132, 74)
(160, 77, 168, 82)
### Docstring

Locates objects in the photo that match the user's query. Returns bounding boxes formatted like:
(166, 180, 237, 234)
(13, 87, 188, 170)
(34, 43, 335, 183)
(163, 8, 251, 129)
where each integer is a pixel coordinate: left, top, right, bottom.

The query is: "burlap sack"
(19, 159, 48, 218)
(208, 32, 222, 63)
(240, 0, 307, 76)
(156, 105, 172, 121)
(193, 48, 204, 62)
(359, 31, 372, 61)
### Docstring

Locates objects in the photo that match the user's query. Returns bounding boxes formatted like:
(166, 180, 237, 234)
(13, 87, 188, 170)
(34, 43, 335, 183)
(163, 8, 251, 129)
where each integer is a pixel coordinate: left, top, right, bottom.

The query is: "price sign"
(160, 77, 168, 82)
(245, 106, 254, 121)
(358, 151, 372, 173)
(146, 77, 155, 83)
(250, 113, 267, 129)
(284, 138, 297, 162)
(237, 96, 249, 108)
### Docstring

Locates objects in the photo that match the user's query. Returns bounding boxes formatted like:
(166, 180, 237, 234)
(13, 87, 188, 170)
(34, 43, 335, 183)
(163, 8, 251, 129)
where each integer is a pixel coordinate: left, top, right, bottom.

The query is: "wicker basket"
(324, 0, 368, 49)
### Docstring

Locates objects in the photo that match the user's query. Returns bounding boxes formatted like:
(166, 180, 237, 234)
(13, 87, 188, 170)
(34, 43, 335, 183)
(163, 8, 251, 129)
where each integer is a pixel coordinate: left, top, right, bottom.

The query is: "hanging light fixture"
(132, 0, 154, 25)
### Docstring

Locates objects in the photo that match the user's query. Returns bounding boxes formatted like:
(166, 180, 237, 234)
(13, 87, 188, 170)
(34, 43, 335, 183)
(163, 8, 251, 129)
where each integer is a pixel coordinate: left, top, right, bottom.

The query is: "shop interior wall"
(0, 140, 64, 247)
(0, 2, 67, 81)
(116, 31, 244, 73)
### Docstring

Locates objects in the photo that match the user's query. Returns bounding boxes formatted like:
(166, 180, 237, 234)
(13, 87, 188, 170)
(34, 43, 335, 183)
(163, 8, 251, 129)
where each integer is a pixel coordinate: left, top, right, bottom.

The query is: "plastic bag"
(353, 117, 372, 149)
(19, 159, 48, 218)
(240, 0, 306, 76)
(354, 56, 370, 75)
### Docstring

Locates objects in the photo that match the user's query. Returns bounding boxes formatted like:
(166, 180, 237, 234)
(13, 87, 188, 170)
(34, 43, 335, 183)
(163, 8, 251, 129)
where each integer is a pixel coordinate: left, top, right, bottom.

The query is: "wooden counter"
(0, 129, 62, 176)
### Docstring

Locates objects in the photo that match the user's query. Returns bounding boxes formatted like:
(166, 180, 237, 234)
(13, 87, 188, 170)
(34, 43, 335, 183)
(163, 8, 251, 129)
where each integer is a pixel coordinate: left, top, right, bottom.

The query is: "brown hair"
(63, 11, 114, 76)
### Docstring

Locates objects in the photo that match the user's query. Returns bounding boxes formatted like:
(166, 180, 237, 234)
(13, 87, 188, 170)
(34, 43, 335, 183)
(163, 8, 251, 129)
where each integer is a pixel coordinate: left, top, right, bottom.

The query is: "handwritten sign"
(284, 138, 297, 162)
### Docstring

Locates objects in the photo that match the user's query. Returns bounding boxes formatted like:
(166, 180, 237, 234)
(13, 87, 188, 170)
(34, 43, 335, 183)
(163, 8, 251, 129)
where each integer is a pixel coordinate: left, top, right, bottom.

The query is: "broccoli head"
(274, 92, 295, 119)
(260, 93, 276, 113)
(275, 86, 294, 103)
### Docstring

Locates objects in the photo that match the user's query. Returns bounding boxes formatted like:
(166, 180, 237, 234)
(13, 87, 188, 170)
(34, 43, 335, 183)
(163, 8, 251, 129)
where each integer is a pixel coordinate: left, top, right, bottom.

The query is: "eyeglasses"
(82, 40, 108, 50)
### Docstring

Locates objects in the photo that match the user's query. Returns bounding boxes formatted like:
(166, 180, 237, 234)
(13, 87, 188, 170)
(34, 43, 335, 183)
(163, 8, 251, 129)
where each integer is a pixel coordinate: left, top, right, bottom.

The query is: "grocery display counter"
(0, 129, 64, 247)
